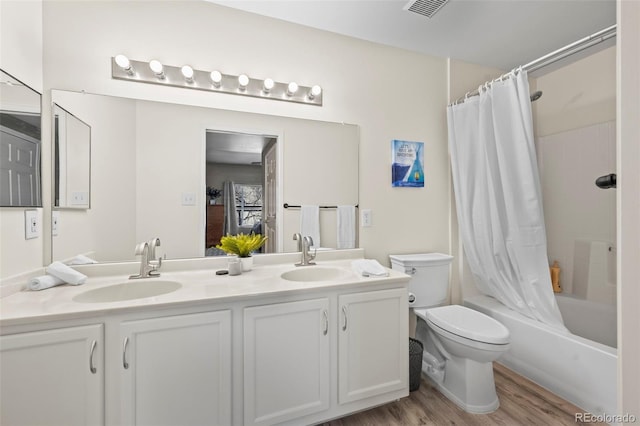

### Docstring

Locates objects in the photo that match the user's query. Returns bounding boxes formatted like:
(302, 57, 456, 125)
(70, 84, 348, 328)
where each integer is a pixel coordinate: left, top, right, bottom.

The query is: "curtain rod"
(450, 24, 617, 106)
(283, 203, 359, 209)
(523, 24, 616, 73)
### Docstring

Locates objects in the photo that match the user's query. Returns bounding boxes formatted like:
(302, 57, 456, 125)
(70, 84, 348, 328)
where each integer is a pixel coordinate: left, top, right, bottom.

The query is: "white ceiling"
(206, 131, 274, 165)
(207, 0, 616, 72)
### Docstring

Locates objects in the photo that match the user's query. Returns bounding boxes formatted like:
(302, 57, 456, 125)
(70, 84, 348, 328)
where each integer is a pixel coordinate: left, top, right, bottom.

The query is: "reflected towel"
(68, 254, 98, 265)
(46, 261, 87, 286)
(351, 259, 389, 277)
(300, 205, 321, 248)
(337, 205, 356, 249)
(27, 275, 66, 291)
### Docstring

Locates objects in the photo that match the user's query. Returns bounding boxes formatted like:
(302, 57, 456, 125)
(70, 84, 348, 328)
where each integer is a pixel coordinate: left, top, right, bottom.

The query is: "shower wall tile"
(538, 121, 616, 297)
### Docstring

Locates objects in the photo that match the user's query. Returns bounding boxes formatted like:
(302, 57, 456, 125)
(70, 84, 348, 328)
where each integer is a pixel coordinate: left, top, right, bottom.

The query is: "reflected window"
(235, 184, 262, 228)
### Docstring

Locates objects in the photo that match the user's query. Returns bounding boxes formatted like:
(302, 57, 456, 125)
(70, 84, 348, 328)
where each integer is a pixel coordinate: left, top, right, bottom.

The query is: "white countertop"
(0, 254, 410, 327)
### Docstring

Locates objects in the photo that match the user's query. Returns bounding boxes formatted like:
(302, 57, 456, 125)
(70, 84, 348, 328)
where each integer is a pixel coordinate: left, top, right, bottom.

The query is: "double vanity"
(0, 249, 410, 426)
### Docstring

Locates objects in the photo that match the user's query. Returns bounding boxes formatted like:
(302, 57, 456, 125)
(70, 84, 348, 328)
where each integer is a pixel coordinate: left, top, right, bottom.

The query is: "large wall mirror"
(53, 103, 91, 209)
(50, 90, 359, 263)
(0, 69, 42, 207)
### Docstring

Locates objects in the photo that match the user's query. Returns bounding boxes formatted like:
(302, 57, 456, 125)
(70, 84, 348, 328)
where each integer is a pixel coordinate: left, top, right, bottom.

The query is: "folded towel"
(67, 254, 98, 265)
(27, 275, 66, 291)
(300, 205, 321, 249)
(46, 261, 87, 286)
(337, 205, 356, 249)
(351, 259, 389, 277)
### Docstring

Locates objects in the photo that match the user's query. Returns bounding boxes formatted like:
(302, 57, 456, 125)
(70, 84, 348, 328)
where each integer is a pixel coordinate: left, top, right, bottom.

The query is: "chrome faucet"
(148, 237, 162, 266)
(293, 233, 303, 252)
(130, 238, 162, 279)
(295, 235, 316, 267)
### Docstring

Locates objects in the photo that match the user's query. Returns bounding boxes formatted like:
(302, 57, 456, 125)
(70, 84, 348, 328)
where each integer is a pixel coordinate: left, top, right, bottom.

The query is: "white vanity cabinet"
(243, 287, 409, 426)
(243, 298, 330, 426)
(0, 324, 104, 426)
(118, 310, 232, 426)
(338, 288, 408, 404)
(0, 258, 410, 426)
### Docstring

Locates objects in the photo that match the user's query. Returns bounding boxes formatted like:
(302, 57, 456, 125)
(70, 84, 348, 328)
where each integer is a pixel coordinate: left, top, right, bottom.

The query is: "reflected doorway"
(205, 130, 277, 256)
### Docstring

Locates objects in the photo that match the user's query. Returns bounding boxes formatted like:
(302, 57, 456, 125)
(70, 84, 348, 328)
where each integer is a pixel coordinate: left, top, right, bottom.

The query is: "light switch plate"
(181, 192, 196, 206)
(71, 191, 89, 205)
(52, 211, 60, 236)
(361, 209, 372, 227)
(25, 210, 39, 239)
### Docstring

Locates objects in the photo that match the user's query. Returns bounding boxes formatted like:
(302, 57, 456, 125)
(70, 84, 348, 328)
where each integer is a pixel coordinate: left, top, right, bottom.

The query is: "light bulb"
(210, 70, 222, 87)
(263, 78, 274, 93)
(115, 54, 133, 75)
(149, 60, 164, 78)
(308, 85, 322, 100)
(238, 74, 249, 90)
(181, 65, 194, 82)
(286, 82, 299, 96)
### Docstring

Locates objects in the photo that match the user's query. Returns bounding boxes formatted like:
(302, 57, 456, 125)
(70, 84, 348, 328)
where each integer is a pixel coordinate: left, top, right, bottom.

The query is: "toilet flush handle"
(406, 267, 417, 275)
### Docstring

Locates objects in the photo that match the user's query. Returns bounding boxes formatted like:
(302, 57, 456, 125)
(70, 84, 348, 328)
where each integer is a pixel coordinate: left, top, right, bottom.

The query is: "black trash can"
(409, 337, 423, 392)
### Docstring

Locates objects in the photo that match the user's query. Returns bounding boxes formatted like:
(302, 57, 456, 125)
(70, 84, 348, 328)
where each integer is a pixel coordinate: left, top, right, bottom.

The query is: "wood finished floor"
(322, 363, 606, 426)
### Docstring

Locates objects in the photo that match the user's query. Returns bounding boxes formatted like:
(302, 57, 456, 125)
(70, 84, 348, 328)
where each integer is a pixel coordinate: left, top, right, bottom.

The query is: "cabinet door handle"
(123, 337, 130, 369)
(341, 306, 348, 331)
(89, 340, 98, 374)
(322, 309, 328, 335)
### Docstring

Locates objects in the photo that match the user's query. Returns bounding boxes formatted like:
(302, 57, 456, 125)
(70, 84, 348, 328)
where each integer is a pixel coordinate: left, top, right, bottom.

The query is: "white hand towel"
(27, 275, 66, 291)
(68, 254, 98, 265)
(300, 205, 321, 248)
(351, 259, 389, 277)
(46, 261, 87, 285)
(337, 205, 356, 249)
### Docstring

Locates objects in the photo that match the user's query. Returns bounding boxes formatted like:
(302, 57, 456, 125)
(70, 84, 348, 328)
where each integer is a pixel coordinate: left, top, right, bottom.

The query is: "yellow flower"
(216, 233, 267, 258)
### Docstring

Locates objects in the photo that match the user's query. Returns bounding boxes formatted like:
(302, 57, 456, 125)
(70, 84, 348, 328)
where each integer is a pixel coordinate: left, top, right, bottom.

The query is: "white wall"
(534, 47, 616, 138)
(207, 164, 262, 190)
(617, 0, 640, 418)
(42, 0, 450, 265)
(0, 0, 44, 279)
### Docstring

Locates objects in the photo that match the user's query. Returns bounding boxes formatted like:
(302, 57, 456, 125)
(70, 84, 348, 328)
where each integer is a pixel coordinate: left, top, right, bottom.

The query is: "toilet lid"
(425, 305, 509, 345)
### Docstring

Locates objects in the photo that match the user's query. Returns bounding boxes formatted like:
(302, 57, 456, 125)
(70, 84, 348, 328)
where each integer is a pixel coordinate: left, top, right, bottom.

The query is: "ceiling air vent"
(403, 0, 450, 18)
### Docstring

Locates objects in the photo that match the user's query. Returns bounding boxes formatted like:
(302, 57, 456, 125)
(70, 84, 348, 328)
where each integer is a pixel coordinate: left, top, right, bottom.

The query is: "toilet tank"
(389, 253, 454, 308)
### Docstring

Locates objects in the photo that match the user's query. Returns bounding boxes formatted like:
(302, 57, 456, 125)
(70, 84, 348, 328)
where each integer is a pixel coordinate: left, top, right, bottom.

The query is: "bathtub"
(555, 294, 617, 348)
(464, 295, 617, 417)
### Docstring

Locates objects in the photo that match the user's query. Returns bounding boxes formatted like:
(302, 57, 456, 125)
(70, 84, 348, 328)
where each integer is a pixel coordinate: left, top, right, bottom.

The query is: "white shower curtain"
(222, 181, 238, 236)
(447, 70, 566, 330)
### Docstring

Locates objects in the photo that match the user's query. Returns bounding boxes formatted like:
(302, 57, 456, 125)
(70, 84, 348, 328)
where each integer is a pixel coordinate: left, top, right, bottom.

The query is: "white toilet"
(389, 253, 510, 414)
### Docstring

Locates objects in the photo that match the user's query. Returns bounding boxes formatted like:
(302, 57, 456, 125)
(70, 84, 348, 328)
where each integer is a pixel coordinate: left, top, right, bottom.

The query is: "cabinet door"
(244, 298, 330, 426)
(120, 311, 231, 426)
(338, 288, 408, 404)
(0, 324, 104, 426)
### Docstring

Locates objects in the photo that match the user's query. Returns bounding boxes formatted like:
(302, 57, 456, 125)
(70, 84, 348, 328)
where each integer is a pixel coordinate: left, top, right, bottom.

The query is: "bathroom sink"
(73, 280, 182, 303)
(281, 267, 350, 282)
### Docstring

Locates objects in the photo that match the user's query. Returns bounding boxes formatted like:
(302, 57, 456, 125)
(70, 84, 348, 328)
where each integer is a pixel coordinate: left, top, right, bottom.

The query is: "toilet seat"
(417, 305, 509, 345)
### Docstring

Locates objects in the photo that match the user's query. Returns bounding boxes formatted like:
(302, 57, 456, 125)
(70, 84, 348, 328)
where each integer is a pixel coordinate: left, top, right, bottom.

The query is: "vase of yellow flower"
(216, 233, 267, 271)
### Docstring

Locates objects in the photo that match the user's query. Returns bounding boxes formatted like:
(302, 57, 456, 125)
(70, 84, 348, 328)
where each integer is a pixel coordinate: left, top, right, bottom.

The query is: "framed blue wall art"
(391, 140, 424, 187)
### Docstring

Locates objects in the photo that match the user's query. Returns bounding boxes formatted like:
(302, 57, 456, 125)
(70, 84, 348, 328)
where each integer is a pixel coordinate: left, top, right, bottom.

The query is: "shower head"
(596, 173, 617, 189)
(530, 91, 543, 102)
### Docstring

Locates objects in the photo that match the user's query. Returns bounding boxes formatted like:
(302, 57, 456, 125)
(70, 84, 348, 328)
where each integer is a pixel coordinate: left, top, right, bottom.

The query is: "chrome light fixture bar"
(111, 56, 323, 106)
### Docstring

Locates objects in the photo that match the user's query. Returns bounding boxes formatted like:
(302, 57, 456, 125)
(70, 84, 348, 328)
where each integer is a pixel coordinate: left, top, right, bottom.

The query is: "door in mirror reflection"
(0, 69, 42, 207)
(205, 130, 277, 256)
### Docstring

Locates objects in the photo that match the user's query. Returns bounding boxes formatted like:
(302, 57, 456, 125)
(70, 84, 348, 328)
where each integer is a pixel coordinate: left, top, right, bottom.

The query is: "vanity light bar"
(111, 57, 323, 106)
